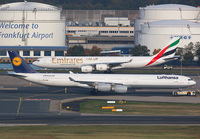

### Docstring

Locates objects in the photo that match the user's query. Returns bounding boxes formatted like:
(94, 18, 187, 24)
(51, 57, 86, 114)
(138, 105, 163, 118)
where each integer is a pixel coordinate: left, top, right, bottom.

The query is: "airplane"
(33, 37, 181, 72)
(8, 50, 196, 94)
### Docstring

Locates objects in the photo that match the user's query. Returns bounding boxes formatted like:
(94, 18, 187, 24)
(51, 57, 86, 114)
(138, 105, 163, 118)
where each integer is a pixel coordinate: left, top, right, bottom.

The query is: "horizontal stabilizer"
(164, 55, 180, 61)
(7, 71, 27, 78)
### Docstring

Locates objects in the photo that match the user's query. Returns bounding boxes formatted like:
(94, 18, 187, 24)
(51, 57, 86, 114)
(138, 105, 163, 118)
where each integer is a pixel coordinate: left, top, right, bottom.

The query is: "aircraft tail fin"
(145, 37, 180, 66)
(8, 51, 37, 73)
(156, 37, 180, 58)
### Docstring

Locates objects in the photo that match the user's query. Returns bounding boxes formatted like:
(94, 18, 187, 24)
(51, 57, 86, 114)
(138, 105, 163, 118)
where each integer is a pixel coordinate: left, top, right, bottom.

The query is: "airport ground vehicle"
(163, 64, 172, 70)
(172, 91, 196, 96)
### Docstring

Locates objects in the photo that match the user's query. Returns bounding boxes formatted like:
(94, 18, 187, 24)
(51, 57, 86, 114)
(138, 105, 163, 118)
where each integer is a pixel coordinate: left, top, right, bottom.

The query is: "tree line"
(1, 0, 200, 10)
(176, 42, 200, 66)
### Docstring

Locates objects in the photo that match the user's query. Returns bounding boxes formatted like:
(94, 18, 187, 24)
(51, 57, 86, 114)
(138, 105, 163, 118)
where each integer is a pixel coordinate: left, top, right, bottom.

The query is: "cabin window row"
(67, 30, 134, 34)
(99, 31, 133, 34)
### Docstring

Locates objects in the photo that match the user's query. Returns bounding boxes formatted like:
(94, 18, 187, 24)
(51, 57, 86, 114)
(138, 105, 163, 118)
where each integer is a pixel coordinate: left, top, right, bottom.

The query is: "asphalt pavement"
(0, 72, 200, 125)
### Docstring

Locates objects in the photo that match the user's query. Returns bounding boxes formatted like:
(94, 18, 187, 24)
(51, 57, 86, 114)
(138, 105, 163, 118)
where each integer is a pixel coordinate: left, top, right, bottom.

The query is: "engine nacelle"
(81, 66, 93, 72)
(95, 84, 111, 92)
(113, 85, 128, 93)
(96, 64, 109, 71)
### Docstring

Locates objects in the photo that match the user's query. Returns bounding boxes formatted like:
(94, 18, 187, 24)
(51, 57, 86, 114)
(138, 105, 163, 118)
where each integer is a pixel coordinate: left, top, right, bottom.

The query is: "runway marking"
(58, 102, 63, 115)
(24, 82, 32, 87)
(0, 94, 21, 99)
(24, 99, 51, 101)
(65, 88, 67, 94)
(24, 89, 65, 99)
(53, 89, 65, 93)
(196, 73, 200, 78)
(16, 97, 22, 115)
(60, 102, 62, 110)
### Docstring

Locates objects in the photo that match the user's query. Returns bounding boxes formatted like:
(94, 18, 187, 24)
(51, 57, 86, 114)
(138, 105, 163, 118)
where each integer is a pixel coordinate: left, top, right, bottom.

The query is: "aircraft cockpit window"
(188, 78, 192, 81)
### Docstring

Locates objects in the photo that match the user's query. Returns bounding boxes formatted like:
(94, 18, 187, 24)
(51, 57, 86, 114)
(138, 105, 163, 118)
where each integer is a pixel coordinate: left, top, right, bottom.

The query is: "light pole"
(180, 56, 183, 75)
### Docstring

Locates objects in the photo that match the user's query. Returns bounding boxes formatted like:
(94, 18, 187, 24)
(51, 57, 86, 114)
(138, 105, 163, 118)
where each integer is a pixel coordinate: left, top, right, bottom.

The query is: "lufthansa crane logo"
(12, 57, 22, 66)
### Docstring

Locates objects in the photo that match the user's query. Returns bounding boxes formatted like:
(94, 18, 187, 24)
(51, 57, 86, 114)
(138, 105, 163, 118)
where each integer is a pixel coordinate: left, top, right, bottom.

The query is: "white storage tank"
(138, 20, 200, 54)
(139, 4, 200, 20)
(134, 4, 200, 46)
(0, 1, 65, 46)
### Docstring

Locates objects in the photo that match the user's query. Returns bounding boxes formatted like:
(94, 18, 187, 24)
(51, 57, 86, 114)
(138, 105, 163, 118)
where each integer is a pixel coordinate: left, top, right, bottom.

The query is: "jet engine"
(96, 64, 109, 71)
(94, 84, 127, 93)
(81, 66, 93, 72)
(95, 84, 111, 92)
(113, 85, 128, 93)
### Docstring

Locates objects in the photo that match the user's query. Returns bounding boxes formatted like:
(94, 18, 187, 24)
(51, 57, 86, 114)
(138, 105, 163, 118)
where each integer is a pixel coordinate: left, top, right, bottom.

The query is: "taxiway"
(0, 73, 200, 125)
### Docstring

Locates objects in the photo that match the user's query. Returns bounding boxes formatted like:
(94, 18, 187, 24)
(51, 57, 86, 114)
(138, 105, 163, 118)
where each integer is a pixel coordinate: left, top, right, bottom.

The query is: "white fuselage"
(13, 73, 196, 89)
(33, 56, 167, 69)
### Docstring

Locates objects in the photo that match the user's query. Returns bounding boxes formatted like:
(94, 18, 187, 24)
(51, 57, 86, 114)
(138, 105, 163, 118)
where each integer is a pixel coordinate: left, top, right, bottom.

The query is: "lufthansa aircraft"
(33, 37, 180, 72)
(8, 51, 195, 94)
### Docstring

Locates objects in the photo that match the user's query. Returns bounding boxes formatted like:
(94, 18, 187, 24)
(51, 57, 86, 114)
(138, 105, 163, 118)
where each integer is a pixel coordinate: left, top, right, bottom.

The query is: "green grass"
(80, 100, 200, 116)
(0, 125, 200, 139)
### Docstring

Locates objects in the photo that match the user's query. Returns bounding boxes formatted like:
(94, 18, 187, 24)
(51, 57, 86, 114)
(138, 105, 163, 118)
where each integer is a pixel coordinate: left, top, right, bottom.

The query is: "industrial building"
(63, 11, 136, 51)
(66, 26, 134, 50)
(61, 10, 138, 23)
(0, 1, 67, 60)
(66, 26, 134, 37)
(135, 4, 200, 54)
(65, 16, 134, 50)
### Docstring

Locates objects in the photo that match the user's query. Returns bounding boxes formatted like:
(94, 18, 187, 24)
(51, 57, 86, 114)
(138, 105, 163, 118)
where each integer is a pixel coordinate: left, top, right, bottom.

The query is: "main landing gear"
(104, 69, 113, 74)
(90, 89, 100, 95)
(45, 68, 48, 73)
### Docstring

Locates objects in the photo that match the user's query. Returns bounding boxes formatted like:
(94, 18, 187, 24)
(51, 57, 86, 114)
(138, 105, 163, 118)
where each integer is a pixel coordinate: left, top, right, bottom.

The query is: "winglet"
(8, 51, 37, 73)
(69, 71, 74, 74)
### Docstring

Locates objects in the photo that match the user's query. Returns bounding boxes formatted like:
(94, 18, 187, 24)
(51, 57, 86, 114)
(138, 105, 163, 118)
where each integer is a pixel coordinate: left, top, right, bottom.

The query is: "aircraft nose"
(32, 60, 40, 66)
(189, 80, 196, 86)
(192, 80, 196, 85)
(32, 61, 37, 65)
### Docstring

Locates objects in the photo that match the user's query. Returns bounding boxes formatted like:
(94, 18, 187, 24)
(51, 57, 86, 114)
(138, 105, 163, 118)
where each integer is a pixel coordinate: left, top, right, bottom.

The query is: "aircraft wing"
(109, 59, 132, 68)
(164, 55, 180, 61)
(82, 59, 132, 68)
(69, 77, 123, 86)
